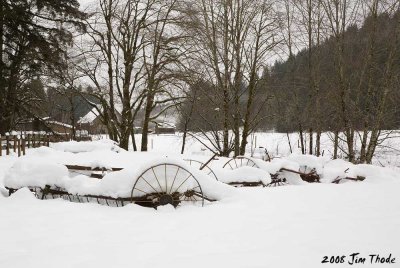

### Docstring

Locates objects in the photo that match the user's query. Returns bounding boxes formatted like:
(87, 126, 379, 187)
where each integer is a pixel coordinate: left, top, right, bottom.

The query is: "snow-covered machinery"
(220, 156, 270, 187)
(5, 160, 225, 209)
(131, 163, 212, 207)
(184, 159, 219, 181)
(221, 155, 321, 186)
(223, 156, 260, 169)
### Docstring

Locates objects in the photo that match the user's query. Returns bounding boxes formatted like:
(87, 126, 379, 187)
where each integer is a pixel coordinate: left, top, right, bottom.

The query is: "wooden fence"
(0, 133, 72, 157)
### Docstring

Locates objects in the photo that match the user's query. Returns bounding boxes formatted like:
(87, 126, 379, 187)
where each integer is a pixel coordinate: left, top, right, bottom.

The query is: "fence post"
(17, 138, 21, 157)
(38, 133, 41, 147)
(0, 135, 2, 157)
(22, 137, 26, 155)
(47, 134, 50, 147)
(13, 135, 17, 152)
(27, 134, 31, 148)
(6, 135, 10, 155)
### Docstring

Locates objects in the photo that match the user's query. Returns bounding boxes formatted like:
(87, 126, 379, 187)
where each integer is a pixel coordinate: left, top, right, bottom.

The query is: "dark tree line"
(263, 6, 400, 163)
(0, 0, 86, 134)
(266, 10, 400, 132)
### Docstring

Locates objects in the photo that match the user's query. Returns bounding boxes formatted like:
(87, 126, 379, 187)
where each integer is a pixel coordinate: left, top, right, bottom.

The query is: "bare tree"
(140, 0, 186, 151)
(320, 0, 361, 162)
(181, 0, 279, 156)
(77, 0, 154, 150)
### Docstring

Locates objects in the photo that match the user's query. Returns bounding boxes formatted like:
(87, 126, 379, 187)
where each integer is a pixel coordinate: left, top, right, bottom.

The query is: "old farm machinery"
(221, 156, 321, 187)
(6, 162, 217, 209)
(184, 159, 219, 181)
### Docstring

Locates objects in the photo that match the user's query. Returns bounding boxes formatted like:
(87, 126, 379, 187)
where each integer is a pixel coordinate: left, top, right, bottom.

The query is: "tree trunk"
(141, 93, 154, 151)
(222, 87, 230, 157)
(287, 132, 293, 154)
(181, 129, 188, 154)
(333, 130, 339, 159)
(299, 124, 305, 154)
(131, 128, 137, 151)
(0, 1, 4, 135)
(316, 130, 321, 156)
(346, 129, 355, 162)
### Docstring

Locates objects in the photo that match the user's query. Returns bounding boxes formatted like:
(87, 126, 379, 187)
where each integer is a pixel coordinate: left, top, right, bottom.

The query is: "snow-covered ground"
(1, 134, 399, 268)
(127, 131, 400, 167)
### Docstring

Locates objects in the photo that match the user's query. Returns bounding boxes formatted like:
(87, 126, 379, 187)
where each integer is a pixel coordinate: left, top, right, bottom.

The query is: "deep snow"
(0, 182, 399, 268)
(1, 135, 400, 268)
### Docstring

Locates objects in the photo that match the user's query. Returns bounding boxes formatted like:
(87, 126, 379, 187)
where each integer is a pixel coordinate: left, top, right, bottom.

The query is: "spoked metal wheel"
(131, 164, 205, 208)
(293, 166, 320, 183)
(184, 159, 218, 181)
(266, 174, 288, 187)
(223, 156, 259, 170)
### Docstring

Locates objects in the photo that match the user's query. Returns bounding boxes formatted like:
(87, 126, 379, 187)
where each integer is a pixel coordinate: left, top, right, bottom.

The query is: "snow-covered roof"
(46, 120, 73, 129)
(153, 121, 176, 128)
(78, 107, 100, 124)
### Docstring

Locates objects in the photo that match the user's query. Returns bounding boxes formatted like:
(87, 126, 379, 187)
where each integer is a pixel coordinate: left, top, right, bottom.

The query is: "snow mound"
(4, 156, 234, 201)
(255, 158, 299, 173)
(321, 159, 354, 183)
(50, 140, 123, 153)
(322, 159, 400, 183)
(286, 154, 329, 174)
(255, 158, 306, 184)
(4, 158, 69, 189)
(214, 166, 271, 185)
(8, 187, 36, 200)
(0, 186, 8, 197)
(87, 158, 235, 200)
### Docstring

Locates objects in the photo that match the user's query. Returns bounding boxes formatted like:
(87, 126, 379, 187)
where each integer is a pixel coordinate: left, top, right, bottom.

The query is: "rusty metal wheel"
(222, 156, 259, 170)
(184, 159, 218, 181)
(266, 173, 288, 187)
(130, 164, 205, 208)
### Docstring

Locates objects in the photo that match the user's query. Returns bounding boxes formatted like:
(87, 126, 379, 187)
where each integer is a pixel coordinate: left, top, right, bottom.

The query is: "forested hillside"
(265, 10, 400, 133)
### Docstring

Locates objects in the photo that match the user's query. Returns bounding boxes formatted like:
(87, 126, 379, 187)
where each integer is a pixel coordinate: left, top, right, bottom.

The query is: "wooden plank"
(65, 164, 123, 172)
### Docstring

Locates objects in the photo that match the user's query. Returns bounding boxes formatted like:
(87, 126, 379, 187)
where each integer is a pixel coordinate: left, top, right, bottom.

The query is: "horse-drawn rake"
(221, 156, 320, 187)
(131, 163, 209, 207)
(184, 159, 219, 181)
(223, 156, 260, 169)
(6, 163, 216, 209)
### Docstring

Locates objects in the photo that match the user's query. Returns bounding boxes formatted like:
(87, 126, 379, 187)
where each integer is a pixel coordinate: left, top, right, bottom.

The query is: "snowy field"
(1, 133, 400, 268)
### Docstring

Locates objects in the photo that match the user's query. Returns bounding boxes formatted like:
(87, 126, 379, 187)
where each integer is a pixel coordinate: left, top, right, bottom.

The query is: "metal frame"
(131, 163, 211, 208)
(280, 167, 320, 183)
(6, 164, 215, 209)
(222, 156, 259, 169)
(228, 181, 265, 187)
(266, 174, 288, 187)
(184, 159, 219, 181)
(6, 186, 131, 207)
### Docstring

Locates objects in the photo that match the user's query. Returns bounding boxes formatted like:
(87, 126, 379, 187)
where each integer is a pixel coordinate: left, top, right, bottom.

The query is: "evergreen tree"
(0, 0, 86, 134)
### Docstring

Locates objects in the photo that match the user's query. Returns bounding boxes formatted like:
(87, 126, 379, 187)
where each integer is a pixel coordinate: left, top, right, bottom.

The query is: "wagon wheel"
(131, 163, 205, 208)
(266, 173, 289, 187)
(184, 159, 218, 181)
(222, 156, 259, 170)
(299, 165, 320, 183)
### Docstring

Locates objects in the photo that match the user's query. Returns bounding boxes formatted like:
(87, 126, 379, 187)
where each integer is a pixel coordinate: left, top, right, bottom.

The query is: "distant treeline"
(264, 10, 400, 132)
